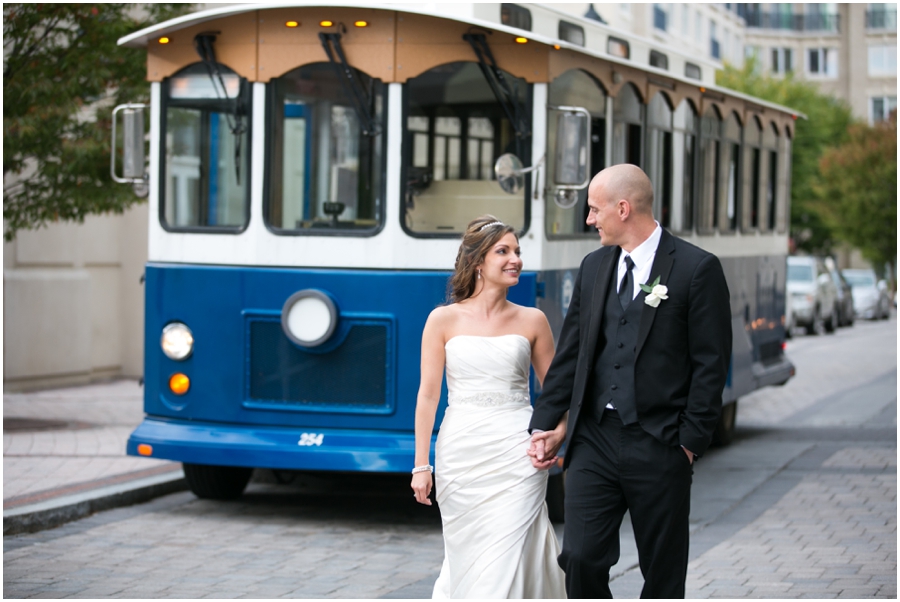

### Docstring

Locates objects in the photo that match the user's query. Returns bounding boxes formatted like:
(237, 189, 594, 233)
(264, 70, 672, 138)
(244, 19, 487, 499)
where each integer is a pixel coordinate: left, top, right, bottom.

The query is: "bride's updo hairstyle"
(449, 215, 517, 302)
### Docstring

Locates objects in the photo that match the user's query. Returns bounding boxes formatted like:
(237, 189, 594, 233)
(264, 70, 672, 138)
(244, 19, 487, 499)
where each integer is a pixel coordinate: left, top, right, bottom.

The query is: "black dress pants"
(559, 409, 692, 599)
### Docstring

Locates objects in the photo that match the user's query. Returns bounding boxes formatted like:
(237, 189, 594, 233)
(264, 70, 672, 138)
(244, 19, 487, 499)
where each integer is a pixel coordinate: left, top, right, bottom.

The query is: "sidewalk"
(3, 380, 186, 535)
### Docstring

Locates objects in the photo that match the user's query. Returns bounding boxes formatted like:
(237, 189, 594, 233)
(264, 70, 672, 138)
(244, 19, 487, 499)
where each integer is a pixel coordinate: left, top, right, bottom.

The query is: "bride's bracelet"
(411, 465, 433, 474)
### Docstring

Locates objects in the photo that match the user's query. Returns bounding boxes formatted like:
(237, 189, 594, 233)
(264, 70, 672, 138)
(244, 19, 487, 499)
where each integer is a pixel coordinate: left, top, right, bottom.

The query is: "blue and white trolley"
(114, 3, 797, 505)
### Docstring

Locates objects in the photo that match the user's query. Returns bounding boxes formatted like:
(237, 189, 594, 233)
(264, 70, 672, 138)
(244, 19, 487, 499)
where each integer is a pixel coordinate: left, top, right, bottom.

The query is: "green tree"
(3, 3, 190, 241)
(717, 58, 855, 255)
(818, 114, 897, 278)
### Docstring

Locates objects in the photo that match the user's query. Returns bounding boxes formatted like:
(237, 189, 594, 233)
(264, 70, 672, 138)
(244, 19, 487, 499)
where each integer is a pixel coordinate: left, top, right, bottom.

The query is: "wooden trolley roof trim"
(119, 2, 805, 124)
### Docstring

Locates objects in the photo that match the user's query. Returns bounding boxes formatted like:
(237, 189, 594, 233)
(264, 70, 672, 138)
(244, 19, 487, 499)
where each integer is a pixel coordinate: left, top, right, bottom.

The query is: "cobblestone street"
(4, 319, 896, 598)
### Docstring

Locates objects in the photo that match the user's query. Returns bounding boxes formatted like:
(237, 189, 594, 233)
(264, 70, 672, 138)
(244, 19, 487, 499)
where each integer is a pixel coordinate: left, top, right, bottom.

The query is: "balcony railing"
(744, 11, 841, 33)
(867, 9, 898, 30)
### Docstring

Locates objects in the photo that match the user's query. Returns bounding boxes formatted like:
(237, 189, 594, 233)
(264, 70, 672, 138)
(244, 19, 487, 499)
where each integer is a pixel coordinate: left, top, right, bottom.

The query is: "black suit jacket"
(530, 229, 732, 462)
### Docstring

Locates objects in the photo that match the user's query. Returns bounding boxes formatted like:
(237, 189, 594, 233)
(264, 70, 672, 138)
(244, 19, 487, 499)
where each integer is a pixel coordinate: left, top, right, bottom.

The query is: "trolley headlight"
(161, 322, 194, 360)
(282, 290, 338, 348)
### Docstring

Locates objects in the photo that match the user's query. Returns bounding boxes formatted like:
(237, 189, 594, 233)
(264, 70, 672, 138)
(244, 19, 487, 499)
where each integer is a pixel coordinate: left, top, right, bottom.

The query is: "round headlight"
(161, 322, 194, 360)
(281, 290, 338, 347)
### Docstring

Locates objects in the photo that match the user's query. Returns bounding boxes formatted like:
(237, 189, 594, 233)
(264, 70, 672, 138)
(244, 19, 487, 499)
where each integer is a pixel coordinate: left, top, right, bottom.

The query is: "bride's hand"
(411, 472, 433, 505)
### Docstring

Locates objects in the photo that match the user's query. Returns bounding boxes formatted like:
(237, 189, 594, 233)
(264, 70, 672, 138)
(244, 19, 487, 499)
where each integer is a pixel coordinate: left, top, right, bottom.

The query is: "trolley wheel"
(183, 463, 253, 500)
(546, 472, 565, 523)
(712, 401, 738, 447)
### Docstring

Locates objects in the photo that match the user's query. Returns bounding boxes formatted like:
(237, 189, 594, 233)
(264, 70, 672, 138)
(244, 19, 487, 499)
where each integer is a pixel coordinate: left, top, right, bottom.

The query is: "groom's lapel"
(635, 230, 675, 359)
(585, 247, 619, 355)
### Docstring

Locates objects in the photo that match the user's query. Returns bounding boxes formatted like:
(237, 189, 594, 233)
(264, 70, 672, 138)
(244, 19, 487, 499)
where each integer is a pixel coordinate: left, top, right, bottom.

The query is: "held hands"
(527, 420, 567, 470)
(411, 471, 433, 505)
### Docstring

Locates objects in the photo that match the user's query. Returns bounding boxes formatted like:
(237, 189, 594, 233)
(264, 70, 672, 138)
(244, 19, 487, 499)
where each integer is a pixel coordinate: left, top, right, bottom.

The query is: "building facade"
(739, 2, 897, 123)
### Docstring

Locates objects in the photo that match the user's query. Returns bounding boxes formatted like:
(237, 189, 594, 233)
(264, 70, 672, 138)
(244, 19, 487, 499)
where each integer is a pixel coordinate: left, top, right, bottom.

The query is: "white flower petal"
(644, 294, 661, 307)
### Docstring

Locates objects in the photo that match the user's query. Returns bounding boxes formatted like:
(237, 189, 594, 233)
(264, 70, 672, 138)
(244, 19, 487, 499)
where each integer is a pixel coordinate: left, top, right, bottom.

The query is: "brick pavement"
(3, 380, 179, 505)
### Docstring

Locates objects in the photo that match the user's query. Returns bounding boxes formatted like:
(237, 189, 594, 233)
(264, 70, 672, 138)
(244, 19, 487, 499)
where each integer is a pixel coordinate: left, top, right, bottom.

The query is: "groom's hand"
(527, 433, 559, 470)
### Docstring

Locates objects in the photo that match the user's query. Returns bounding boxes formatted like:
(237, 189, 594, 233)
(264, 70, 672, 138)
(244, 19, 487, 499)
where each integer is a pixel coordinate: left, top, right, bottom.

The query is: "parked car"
(787, 256, 839, 334)
(825, 258, 854, 327)
(842, 269, 891, 320)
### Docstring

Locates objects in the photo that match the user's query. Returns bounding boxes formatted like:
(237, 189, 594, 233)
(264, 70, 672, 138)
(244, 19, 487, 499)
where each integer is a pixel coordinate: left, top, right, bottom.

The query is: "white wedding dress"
(432, 334, 567, 599)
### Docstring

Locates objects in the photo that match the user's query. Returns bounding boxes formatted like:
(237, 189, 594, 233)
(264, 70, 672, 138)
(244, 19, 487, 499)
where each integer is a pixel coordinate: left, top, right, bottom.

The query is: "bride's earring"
(477, 269, 481, 279)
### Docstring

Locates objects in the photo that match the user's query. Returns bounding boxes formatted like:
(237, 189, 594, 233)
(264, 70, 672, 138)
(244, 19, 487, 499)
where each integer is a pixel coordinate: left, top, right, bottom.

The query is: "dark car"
(826, 258, 854, 327)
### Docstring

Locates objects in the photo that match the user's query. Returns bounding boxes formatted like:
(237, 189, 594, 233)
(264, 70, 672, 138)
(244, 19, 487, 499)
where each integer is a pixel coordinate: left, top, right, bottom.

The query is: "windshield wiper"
(463, 33, 530, 151)
(319, 32, 381, 136)
(193, 33, 247, 185)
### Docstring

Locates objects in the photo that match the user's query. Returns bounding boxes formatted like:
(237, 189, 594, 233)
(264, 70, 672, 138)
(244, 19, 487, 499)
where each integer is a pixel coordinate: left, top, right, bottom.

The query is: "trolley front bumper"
(126, 418, 422, 473)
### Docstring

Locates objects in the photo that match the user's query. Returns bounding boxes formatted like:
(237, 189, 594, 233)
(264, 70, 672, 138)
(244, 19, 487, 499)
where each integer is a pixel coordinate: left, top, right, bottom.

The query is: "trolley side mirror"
(111, 103, 149, 197)
(547, 105, 591, 208)
(494, 153, 545, 195)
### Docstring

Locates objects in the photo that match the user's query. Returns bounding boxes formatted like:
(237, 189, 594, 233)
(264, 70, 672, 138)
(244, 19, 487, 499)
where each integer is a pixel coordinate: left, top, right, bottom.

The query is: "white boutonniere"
(640, 276, 668, 308)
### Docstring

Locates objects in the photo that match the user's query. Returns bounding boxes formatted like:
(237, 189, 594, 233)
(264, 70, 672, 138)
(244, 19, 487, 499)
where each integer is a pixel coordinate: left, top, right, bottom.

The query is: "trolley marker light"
(354, 20, 368, 27)
(281, 290, 338, 348)
(137, 444, 153, 456)
(515, 37, 528, 44)
(319, 20, 334, 27)
(160, 322, 193, 360)
(158, 37, 170, 44)
(169, 373, 190, 395)
(285, 20, 299, 28)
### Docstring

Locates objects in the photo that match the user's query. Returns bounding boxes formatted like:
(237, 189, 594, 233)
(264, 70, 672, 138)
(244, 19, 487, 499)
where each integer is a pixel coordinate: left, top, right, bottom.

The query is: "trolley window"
(761, 123, 779, 232)
(546, 69, 606, 238)
(721, 112, 742, 232)
(403, 62, 530, 236)
(743, 116, 762, 231)
(608, 37, 630, 59)
(685, 63, 702, 80)
(650, 50, 669, 70)
(558, 21, 585, 46)
(266, 63, 386, 234)
(647, 92, 673, 229)
(611, 83, 644, 167)
(698, 106, 721, 234)
(672, 100, 698, 233)
(501, 4, 532, 30)
(161, 63, 251, 231)
(777, 129, 791, 234)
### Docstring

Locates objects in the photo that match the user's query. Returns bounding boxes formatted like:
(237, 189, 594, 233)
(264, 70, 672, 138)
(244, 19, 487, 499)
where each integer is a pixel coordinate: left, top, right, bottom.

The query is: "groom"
(529, 164, 732, 598)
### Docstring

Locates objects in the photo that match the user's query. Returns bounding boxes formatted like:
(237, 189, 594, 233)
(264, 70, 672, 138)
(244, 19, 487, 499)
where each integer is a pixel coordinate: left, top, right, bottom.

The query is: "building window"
(501, 4, 532, 31)
(654, 3, 668, 31)
(710, 20, 721, 59)
(650, 50, 669, 70)
(807, 47, 838, 77)
(867, 3, 898, 30)
(804, 3, 840, 32)
(558, 21, 585, 46)
(607, 37, 630, 59)
(685, 62, 702, 80)
(771, 47, 794, 73)
(870, 96, 898, 124)
(868, 44, 898, 76)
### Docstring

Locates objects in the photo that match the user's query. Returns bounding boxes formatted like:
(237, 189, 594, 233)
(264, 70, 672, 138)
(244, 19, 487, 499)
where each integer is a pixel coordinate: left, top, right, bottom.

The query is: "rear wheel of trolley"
(183, 463, 253, 500)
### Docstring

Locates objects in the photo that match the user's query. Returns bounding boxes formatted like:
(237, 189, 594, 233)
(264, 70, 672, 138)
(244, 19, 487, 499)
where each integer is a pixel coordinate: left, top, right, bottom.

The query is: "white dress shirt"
(618, 223, 663, 300)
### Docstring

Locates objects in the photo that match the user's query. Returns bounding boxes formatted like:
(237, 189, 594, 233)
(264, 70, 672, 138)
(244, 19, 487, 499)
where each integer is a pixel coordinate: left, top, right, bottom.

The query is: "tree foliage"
(717, 58, 855, 255)
(817, 115, 897, 275)
(3, 3, 190, 241)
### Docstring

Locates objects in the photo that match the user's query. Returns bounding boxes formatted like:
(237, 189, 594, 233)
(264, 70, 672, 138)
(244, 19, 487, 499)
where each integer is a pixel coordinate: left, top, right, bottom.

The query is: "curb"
(4, 471, 188, 536)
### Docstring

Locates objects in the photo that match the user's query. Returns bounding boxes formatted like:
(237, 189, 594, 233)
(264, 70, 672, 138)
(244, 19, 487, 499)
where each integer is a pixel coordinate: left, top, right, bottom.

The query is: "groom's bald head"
(592, 164, 654, 216)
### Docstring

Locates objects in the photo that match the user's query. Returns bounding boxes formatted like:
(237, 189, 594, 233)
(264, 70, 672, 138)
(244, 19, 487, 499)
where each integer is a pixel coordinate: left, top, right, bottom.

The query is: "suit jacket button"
(611, 385, 618, 390)
(617, 342, 624, 348)
(614, 364, 620, 369)
(620, 318, 627, 325)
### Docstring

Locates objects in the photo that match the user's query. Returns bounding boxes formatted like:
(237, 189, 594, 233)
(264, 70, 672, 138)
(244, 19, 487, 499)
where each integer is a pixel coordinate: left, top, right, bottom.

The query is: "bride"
(411, 215, 567, 599)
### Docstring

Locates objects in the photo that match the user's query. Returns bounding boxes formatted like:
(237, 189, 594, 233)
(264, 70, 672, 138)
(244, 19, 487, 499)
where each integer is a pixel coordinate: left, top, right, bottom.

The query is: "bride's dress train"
(432, 334, 566, 599)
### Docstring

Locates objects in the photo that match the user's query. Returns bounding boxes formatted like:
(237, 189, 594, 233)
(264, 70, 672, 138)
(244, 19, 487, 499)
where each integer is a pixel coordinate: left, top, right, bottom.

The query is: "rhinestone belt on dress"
(447, 390, 530, 407)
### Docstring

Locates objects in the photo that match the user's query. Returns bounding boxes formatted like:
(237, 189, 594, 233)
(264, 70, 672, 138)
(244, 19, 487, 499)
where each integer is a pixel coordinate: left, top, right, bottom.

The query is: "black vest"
(591, 264, 643, 424)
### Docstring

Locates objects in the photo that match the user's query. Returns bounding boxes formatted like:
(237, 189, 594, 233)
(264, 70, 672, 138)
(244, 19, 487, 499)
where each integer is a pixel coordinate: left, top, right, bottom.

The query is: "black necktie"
(619, 255, 635, 309)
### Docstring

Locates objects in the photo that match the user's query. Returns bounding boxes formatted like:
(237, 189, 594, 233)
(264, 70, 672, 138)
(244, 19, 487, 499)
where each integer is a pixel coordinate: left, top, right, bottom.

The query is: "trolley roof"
(119, 2, 805, 120)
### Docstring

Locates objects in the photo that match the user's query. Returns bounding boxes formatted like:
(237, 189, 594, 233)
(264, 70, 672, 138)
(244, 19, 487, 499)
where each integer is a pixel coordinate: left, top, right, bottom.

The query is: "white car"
(842, 269, 891, 320)
(787, 256, 839, 334)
